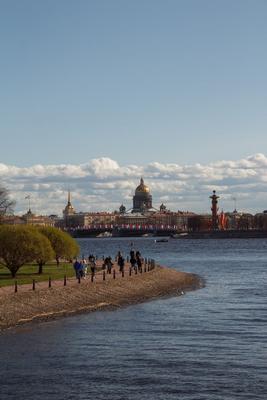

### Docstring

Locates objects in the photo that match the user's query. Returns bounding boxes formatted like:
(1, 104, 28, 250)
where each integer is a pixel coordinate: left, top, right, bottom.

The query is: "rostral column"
(210, 190, 219, 230)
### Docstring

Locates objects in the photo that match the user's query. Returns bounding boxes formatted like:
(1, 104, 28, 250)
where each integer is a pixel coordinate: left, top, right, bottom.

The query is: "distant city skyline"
(1, 1, 267, 167)
(1, 153, 267, 216)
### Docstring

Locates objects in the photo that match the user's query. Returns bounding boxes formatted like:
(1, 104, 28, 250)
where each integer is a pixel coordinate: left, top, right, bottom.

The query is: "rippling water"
(1, 238, 267, 399)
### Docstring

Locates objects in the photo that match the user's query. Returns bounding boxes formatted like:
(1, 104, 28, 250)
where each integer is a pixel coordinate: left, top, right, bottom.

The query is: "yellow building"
(1, 210, 54, 226)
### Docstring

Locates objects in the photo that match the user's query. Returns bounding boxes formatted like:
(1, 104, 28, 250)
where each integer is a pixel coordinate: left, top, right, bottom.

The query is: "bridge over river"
(67, 224, 179, 237)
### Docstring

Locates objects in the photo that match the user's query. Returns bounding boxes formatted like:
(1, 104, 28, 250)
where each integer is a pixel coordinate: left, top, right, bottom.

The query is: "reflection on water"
(1, 238, 267, 399)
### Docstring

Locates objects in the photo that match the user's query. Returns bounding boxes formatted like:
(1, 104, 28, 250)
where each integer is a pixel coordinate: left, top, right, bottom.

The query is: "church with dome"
(59, 177, 195, 232)
(132, 178, 153, 213)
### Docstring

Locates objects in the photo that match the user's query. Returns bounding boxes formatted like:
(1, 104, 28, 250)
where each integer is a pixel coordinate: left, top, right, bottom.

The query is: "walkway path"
(0, 261, 153, 297)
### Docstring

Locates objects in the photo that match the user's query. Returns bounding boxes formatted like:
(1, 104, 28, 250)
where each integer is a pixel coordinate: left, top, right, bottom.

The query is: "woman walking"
(118, 253, 125, 273)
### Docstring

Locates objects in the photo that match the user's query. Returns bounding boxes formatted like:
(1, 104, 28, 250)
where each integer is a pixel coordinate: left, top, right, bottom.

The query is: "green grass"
(0, 262, 75, 287)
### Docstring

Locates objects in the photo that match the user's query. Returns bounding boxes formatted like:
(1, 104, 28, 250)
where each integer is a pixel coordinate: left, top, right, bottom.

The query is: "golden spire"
(63, 189, 75, 217)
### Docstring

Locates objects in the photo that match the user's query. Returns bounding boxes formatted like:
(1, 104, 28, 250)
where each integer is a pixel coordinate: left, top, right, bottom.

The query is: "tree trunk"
(56, 257, 60, 266)
(11, 268, 17, 278)
(38, 263, 43, 274)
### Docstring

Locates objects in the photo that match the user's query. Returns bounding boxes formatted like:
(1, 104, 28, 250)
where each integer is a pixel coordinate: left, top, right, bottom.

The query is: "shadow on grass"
(0, 263, 75, 287)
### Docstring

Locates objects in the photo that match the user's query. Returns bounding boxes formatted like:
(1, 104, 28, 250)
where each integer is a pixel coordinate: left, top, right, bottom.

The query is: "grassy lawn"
(0, 262, 75, 287)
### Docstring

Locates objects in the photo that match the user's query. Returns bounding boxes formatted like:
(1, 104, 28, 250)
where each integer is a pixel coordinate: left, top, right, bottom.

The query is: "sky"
(0, 0, 267, 214)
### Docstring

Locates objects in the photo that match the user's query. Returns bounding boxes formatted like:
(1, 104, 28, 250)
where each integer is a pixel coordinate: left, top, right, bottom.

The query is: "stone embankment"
(0, 264, 202, 332)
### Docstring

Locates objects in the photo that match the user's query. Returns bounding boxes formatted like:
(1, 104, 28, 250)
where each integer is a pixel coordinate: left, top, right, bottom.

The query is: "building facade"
(1, 210, 55, 226)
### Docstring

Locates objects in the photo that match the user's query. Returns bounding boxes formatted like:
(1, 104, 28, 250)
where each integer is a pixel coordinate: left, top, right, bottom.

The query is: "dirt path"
(0, 262, 145, 296)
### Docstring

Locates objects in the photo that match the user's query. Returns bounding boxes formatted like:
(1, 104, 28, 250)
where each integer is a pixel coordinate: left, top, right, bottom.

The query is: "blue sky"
(1, 0, 266, 166)
(1, 1, 267, 214)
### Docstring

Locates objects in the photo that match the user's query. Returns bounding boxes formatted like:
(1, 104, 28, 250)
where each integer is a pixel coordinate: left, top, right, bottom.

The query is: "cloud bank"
(1, 154, 267, 216)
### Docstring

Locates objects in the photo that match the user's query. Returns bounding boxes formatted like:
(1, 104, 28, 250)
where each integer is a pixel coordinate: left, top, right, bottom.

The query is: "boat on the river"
(170, 232, 189, 239)
(96, 231, 113, 238)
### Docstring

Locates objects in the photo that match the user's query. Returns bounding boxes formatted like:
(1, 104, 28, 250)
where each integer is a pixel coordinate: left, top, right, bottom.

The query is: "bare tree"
(0, 185, 15, 221)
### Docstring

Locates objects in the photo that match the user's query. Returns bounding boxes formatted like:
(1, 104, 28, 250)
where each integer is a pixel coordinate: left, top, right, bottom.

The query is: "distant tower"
(63, 190, 75, 218)
(210, 190, 219, 230)
(119, 204, 126, 214)
(159, 203, 167, 212)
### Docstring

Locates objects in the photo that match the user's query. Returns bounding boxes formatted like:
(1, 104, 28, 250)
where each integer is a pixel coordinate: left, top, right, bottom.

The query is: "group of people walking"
(102, 253, 125, 273)
(130, 249, 143, 272)
(73, 255, 96, 279)
(102, 256, 114, 274)
(73, 247, 143, 279)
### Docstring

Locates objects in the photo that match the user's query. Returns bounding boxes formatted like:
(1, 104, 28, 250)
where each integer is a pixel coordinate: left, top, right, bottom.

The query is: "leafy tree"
(35, 232, 55, 274)
(39, 227, 79, 265)
(0, 225, 54, 277)
(0, 186, 15, 223)
(22, 226, 55, 274)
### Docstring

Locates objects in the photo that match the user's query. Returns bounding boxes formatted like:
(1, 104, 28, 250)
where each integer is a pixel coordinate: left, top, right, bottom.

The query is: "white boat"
(171, 233, 188, 239)
(96, 231, 113, 238)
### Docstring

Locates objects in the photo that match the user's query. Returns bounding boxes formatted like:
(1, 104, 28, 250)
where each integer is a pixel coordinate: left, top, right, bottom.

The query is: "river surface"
(1, 238, 267, 399)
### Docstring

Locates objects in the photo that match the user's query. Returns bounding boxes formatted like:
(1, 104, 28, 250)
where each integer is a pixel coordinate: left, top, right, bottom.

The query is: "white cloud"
(1, 153, 267, 215)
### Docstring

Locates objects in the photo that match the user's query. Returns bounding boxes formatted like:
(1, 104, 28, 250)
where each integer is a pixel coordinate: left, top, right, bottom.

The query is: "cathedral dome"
(132, 178, 152, 213)
(135, 178, 150, 194)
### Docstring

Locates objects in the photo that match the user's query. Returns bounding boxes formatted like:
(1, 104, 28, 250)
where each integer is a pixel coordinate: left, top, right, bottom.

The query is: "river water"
(1, 238, 267, 399)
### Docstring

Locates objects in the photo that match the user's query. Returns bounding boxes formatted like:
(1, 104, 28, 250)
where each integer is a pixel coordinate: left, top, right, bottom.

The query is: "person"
(106, 256, 113, 274)
(116, 251, 122, 264)
(130, 252, 136, 272)
(118, 253, 125, 273)
(103, 257, 108, 271)
(78, 260, 85, 279)
(136, 250, 141, 258)
(82, 258, 88, 278)
(88, 254, 96, 279)
(73, 259, 80, 279)
(102, 259, 106, 270)
(136, 254, 142, 272)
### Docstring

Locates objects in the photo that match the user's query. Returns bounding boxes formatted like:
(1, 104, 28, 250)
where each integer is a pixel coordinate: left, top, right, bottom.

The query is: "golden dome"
(135, 178, 150, 193)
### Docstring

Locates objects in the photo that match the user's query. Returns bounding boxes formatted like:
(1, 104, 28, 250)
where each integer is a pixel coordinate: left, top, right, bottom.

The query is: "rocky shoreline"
(0, 266, 203, 332)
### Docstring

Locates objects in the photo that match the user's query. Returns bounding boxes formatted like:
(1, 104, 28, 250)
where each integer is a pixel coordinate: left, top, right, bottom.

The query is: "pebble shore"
(0, 265, 203, 332)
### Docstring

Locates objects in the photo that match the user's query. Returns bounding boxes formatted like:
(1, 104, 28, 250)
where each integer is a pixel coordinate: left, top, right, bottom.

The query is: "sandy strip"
(0, 266, 203, 332)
